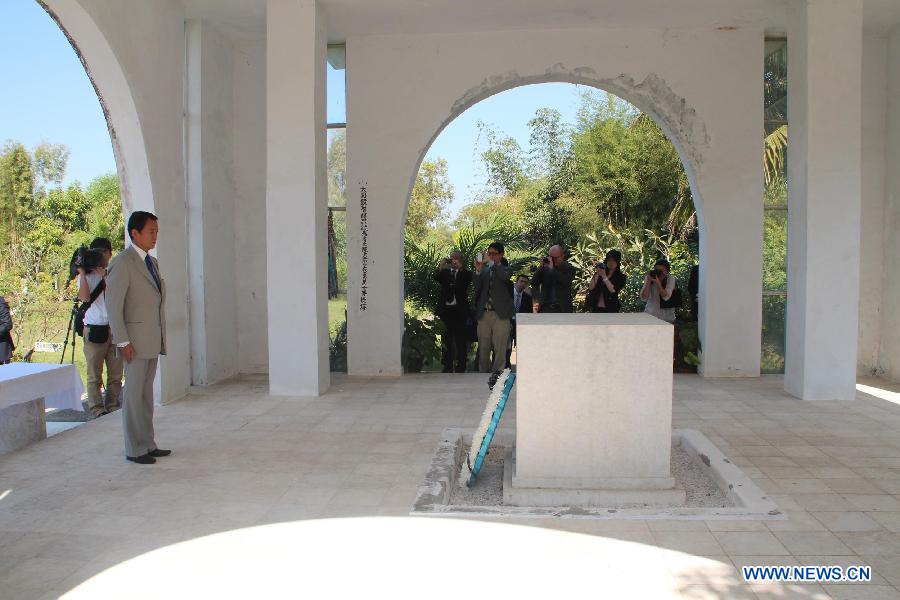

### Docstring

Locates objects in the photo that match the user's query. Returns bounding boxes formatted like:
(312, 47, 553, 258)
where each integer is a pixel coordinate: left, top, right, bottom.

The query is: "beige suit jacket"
(106, 246, 167, 359)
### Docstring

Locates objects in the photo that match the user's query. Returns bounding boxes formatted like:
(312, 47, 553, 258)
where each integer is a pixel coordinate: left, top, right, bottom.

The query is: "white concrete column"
(880, 29, 900, 380)
(785, 0, 863, 400)
(265, 0, 330, 395)
(185, 20, 238, 387)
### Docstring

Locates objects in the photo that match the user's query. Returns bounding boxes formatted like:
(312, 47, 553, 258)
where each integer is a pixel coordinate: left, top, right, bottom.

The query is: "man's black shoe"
(148, 448, 172, 457)
(488, 370, 502, 390)
(126, 454, 156, 465)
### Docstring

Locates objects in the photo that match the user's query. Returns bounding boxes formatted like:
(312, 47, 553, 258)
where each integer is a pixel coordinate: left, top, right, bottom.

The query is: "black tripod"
(59, 297, 79, 364)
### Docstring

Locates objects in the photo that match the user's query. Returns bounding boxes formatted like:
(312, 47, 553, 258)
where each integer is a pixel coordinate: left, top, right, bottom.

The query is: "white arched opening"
(37, 0, 155, 222)
(400, 77, 707, 371)
(37, 0, 160, 400)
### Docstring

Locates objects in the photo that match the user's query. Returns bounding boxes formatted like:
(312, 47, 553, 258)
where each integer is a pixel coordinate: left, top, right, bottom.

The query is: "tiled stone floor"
(1, 374, 899, 599)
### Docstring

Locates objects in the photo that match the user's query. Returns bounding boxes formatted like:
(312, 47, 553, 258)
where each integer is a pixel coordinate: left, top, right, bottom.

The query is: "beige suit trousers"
(121, 356, 157, 457)
(477, 310, 511, 373)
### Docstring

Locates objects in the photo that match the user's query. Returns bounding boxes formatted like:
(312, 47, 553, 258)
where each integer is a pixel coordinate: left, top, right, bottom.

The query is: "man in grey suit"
(473, 241, 514, 378)
(106, 211, 170, 465)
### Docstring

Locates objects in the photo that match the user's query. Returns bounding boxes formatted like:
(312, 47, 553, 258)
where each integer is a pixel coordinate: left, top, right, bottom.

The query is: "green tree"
(0, 141, 35, 252)
(32, 142, 69, 193)
(527, 108, 572, 181)
(327, 129, 346, 207)
(43, 183, 90, 233)
(625, 114, 694, 236)
(406, 158, 453, 239)
(477, 122, 526, 196)
(453, 196, 519, 230)
(84, 174, 125, 249)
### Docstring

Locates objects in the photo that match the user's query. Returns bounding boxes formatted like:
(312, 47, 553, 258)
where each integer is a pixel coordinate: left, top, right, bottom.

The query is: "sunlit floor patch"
(62, 517, 744, 599)
(857, 380, 900, 406)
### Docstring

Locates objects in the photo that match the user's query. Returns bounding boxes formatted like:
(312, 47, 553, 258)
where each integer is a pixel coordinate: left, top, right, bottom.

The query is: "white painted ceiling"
(182, 0, 900, 42)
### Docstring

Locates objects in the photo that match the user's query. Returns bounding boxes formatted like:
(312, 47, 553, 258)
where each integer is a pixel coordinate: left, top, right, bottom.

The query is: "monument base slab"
(503, 447, 686, 507)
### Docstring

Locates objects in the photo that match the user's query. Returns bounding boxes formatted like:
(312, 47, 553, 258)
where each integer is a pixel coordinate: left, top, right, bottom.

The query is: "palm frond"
(764, 124, 788, 188)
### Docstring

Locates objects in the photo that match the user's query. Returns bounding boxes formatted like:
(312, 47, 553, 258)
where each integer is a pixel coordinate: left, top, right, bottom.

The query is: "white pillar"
(785, 0, 862, 400)
(265, 0, 330, 395)
(185, 20, 238, 387)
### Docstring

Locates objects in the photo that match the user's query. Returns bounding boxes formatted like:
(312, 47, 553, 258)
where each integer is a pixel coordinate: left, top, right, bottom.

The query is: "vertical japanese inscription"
(359, 181, 368, 311)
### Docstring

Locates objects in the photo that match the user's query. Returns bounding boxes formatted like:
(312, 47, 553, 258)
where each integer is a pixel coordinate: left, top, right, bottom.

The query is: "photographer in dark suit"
(433, 250, 473, 373)
(531, 244, 575, 313)
(505, 274, 533, 368)
(0, 295, 13, 365)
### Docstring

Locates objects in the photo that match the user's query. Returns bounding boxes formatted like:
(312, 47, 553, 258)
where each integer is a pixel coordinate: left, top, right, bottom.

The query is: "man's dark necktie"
(486, 268, 494, 310)
(145, 254, 161, 291)
(448, 269, 457, 303)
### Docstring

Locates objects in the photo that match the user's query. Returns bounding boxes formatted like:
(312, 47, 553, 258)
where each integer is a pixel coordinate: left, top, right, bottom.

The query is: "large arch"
(345, 30, 763, 380)
(37, 0, 155, 218)
(34, 0, 162, 400)
(399, 76, 707, 371)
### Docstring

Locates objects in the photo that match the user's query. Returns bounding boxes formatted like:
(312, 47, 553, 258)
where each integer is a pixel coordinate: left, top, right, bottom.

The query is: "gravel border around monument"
(450, 442, 729, 509)
(413, 428, 785, 520)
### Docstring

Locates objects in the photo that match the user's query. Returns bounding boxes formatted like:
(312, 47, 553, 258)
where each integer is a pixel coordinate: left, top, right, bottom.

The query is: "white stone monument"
(505, 313, 685, 506)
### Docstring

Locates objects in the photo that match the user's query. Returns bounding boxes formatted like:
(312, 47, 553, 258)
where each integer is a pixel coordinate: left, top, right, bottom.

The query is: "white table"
(0, 362, 86, 412)
(0, 363, 86, 454)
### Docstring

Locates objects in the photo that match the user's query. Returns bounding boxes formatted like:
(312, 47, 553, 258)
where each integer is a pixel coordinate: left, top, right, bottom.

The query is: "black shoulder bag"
(659, 276, 683, 310)
(75, 280, 107, 341)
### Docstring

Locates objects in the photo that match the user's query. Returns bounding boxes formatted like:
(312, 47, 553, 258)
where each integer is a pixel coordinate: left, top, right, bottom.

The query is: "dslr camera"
(647, 268, 663, 280)
(69, 246, 103, 281)
(596, 263, 609, 273)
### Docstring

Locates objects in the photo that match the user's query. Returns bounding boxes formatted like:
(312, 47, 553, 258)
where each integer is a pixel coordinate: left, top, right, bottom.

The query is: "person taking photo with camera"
(586, 249, 626, 313)
(531, 244, 575, 313)
(473, 242, 514, 380)
(76, 237, 123, 418)
(433, 250, 473, 373)
(641, 258, 677, 323)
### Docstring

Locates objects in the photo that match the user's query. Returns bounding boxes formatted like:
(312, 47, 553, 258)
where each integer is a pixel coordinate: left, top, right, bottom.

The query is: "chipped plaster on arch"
(404, 66, 712, 250)
(35, 0, 155, 222)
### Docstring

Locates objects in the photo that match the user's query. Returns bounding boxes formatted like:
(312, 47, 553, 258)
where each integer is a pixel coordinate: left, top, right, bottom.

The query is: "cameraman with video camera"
(641, 258, 677, 323)
(76, 237, 122, 418)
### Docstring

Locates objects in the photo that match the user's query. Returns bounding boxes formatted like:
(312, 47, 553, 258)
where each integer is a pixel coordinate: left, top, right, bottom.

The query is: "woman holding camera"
(641, 258, 677, 323)
(586, 250, 626, 313)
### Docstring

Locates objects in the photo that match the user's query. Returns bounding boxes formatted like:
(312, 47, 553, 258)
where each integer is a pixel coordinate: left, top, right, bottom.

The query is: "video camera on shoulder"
(69, 246, 103, 281)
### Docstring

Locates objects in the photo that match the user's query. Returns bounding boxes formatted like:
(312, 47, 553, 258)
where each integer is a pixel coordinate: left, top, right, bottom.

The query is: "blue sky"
(424, 83, 591, 217)
(0, 0, 115, 187)
(2, 0, 592, 218)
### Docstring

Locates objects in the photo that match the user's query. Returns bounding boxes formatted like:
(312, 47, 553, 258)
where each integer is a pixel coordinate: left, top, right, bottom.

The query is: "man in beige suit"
(106, 211, 170, 464)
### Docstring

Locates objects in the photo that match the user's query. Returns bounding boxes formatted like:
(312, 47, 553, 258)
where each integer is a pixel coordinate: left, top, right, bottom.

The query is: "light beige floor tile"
(821, 584, 900, 600)
(868, 512, 900, 533)
(714, 531, 791, 556)
(844, 495, 900, 512)
(811, 512, 884, 533)
(836, 531, 900, 555)
(773, 531, 855, 556)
